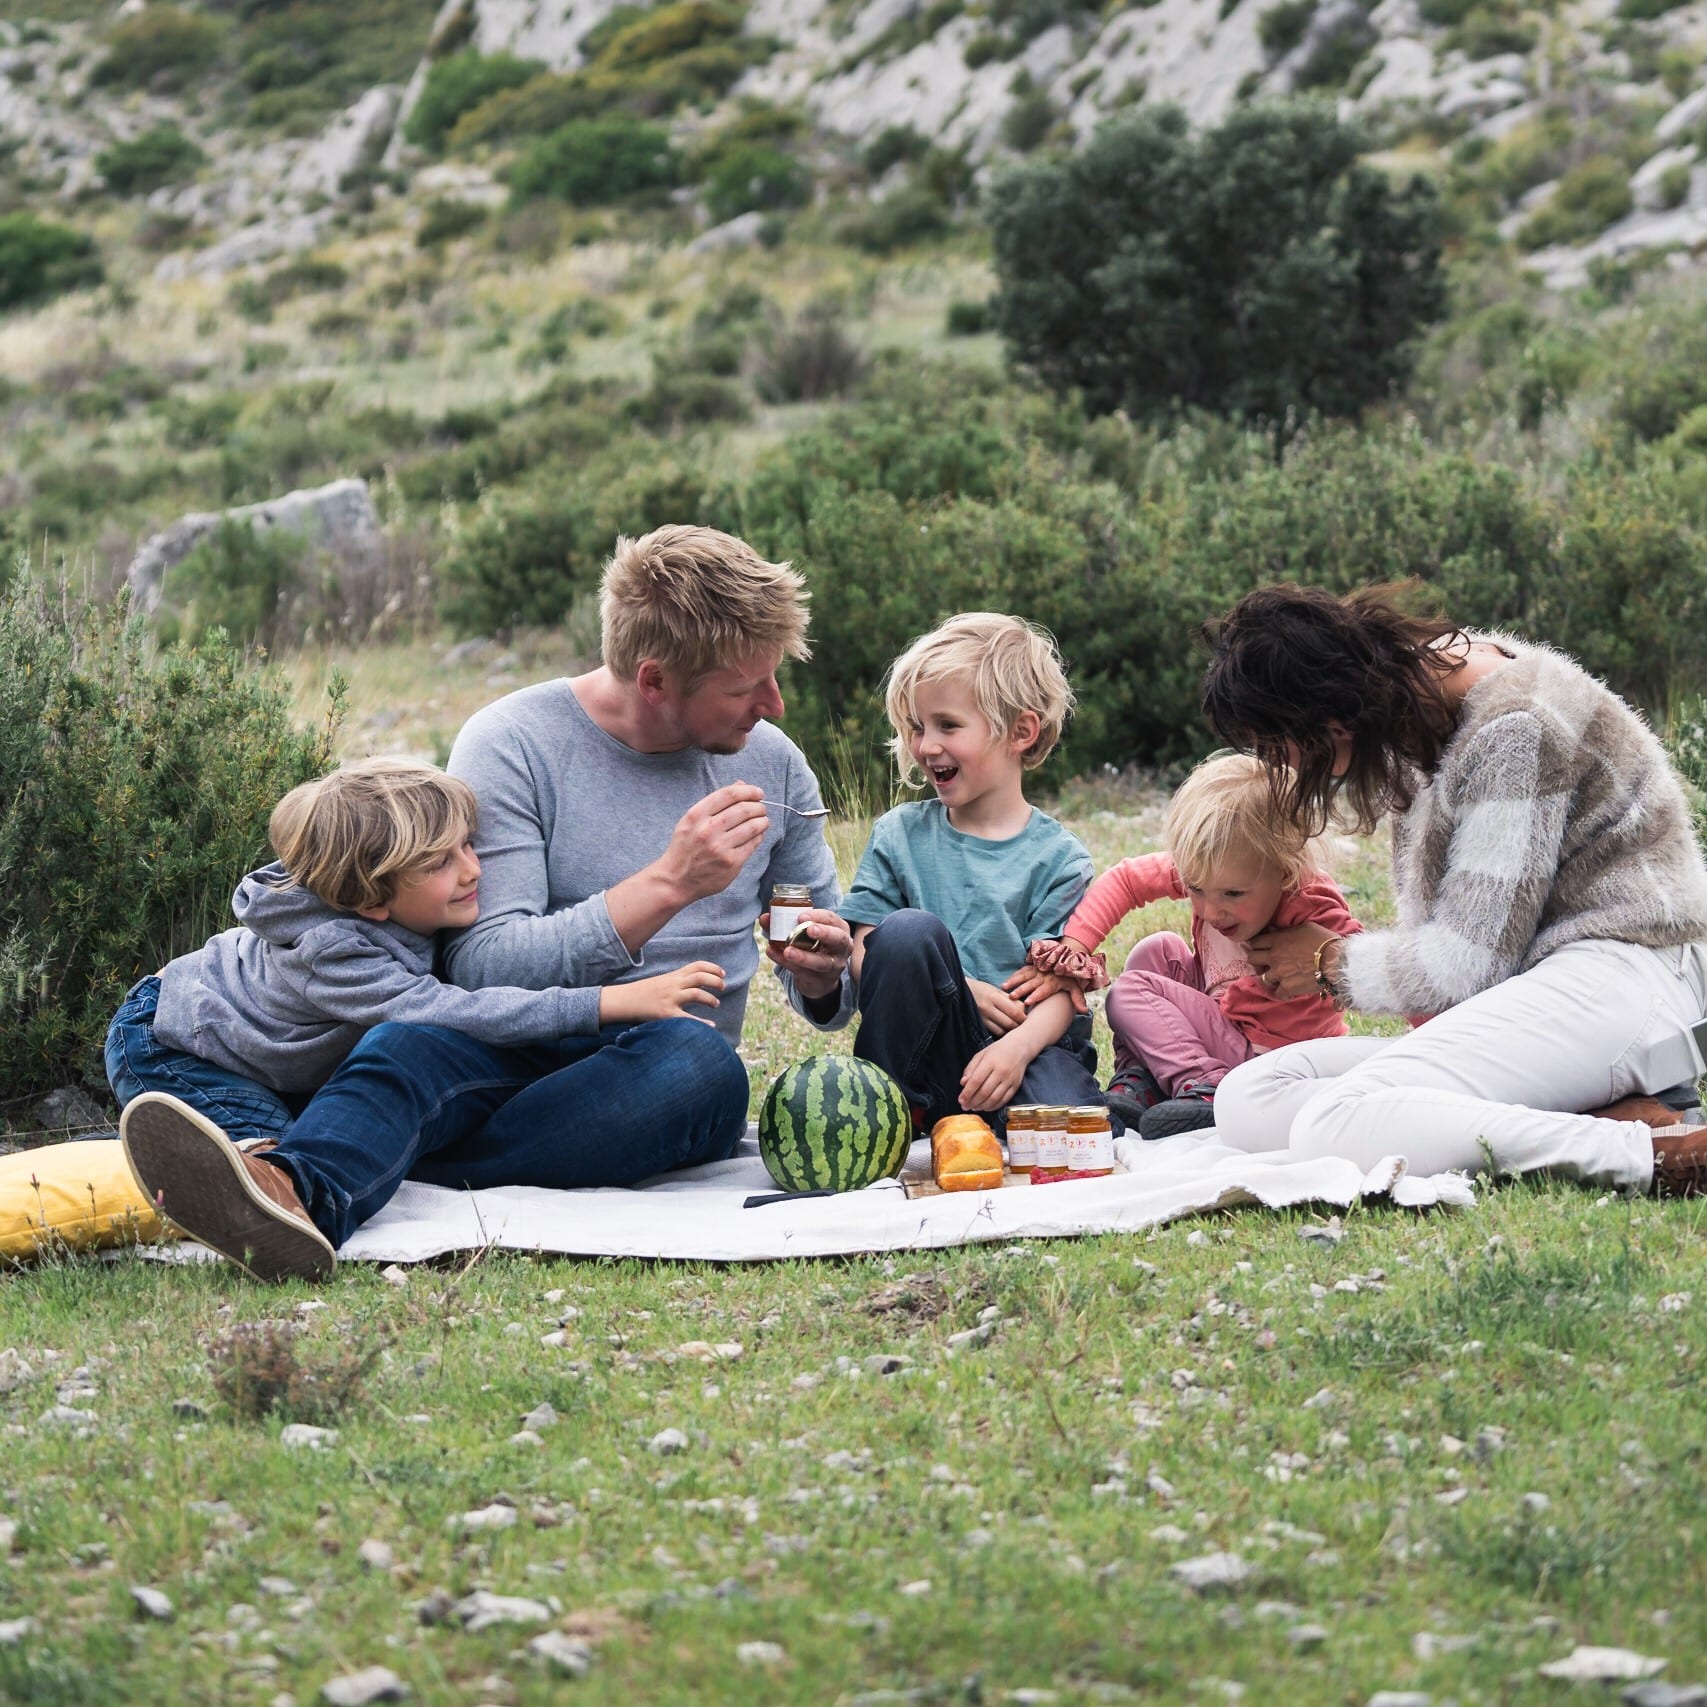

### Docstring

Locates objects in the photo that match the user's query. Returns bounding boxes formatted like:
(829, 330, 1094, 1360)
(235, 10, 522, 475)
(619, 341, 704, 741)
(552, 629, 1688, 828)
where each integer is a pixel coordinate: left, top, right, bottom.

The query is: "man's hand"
(599, 962, 725, 1027)
(762, 907, 853, 1003)
(960, 1034, 1030, 1112)
(968, 977, 1026, 1036)
(659, 783, 770, 906)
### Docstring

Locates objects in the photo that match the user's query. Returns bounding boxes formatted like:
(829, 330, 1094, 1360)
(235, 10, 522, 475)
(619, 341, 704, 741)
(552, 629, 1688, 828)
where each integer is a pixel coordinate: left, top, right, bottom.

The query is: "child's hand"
(960, 1034, 1030, 1112)
(1003, 965, 1088, 1015)
(967, 977, 1026, 1036)
(599, 962, 725, 1027)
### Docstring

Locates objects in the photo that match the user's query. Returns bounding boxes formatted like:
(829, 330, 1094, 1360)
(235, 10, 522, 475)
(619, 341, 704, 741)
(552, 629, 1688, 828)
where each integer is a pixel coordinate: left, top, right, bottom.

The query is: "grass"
(1, 1178, 1704, 1703)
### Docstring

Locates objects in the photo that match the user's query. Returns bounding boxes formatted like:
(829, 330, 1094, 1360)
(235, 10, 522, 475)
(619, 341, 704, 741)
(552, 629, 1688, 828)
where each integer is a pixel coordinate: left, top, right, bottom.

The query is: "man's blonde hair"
(269, 757, 478, 913)
(883, 612, 1075, 786)
(600, 524, 811, 685)
(1165, 752, 1322, 892)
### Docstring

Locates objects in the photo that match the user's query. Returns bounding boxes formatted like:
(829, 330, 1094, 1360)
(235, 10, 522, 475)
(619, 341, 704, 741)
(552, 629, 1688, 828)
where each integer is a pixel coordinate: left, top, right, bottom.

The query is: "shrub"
(752, 308, 867, 403)
(1618, 0, 1690, 17)
(863, 124, 931, 177)
(439, 486, 603, 632)
(946, 299, 993, 335)
(987, 101, 1447, 448)
(157, 519, 309, 651)
(404, 50, 546, 154)
(447, 71, 598, 150)
(90, 7, 222, 89)
(417, 198, 488, 247)
(842, 184, 953, 252)
(1659, 161, 1692, 211)
(208, 1319, 382, 1424)
(1257, 0, 1316, 55)
(96, 125, 205, 197)
(1518, 156, 1633, 249)
(0, 574, 339, 1095)
(1446, 5, 1536, 57)
(1002, 89, 1058, 152)
(509, 116, 679, 204)
(701, 143, 811, 222)
(0, 213, 102, 311)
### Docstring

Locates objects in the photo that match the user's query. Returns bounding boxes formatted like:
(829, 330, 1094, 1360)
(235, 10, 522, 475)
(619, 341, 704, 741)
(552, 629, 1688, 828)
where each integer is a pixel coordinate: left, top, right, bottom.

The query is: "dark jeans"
(105, 980, 750, 1250)
(852, 909, 1117, 1134)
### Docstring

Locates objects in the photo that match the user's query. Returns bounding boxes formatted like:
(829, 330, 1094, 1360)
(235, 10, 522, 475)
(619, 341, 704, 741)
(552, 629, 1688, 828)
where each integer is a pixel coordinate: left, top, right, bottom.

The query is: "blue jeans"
(852, 910, 1117, 1134)
(106, 977, 302, 1143)
(106, 980, 751, 1250)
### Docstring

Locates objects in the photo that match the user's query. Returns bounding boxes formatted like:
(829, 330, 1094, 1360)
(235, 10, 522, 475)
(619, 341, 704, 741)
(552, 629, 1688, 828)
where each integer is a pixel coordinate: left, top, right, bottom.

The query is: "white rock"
(1150, 1524, 1189, 1544)
(280, 1424, 338, 1450)
(1537, 1647, 1666, 1682)
(530, 1630, 594, 1676)
(1521, 1491, 1551, 1513)
(451, 1590, 553, 1632)
(899, 1579, 933, 1596)
(649, 1428, 690, 1455)
(38, 1405, 96, 1429)
(379, 1265, 409, 1288)
(0, 1618, 40, 1644)
(0, 1350, 37, 1393)
(1633, 148, 1697, 212)
(737, 1641, 787, 1665)
(321, 1667, 409, 1706)
(131, 1586, 174, 1621)
(1288, 1623, 1330, 1648)
(522, 1403, 559, 1430)
(1658, 87, 1707, 145)
(1367, 1695, 1432, 1707)
(1170, 1552, 1254, 1591)
(450, 1504, 517, 1534)
(357, 1539, 396, 1571)
(287, 85, 400, 202)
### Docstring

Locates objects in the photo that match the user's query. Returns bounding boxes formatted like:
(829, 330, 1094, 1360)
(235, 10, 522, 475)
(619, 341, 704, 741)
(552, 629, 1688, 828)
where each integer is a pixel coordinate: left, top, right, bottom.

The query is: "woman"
(1200, 582, 1707, 1196)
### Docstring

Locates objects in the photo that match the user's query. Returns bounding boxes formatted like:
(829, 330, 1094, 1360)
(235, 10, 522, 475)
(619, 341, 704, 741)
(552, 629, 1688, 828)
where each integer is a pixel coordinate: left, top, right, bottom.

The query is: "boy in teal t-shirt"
(841, 613, 1116, 1133)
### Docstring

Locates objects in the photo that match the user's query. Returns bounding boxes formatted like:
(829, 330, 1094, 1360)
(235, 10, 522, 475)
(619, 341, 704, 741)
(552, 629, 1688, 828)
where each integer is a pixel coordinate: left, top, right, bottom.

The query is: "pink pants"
(1104, 932, 1258, 1097)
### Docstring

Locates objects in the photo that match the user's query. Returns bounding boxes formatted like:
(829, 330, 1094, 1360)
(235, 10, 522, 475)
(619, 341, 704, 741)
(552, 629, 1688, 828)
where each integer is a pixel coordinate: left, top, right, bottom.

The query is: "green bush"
(417, 198, 489, 247)
(0, 574, 339, 1095)
(863, 124, 931, 177)
(157, 519, 309, 652)
(987, 101, 1447, 448)
(946, 299, 993, 335)
(447, 71, 598, 150)
(439, 486, 603, 633)
(1446, 5, 1537, 58)
(96, 125, 205, 196)
(1258, 0, 1316, 53)
(0, 213, 103, 312)
(842, 184, 953, 252)
(1659, 161, 1692, 211)
(752, 309, 867, 404)
(509, 116, 679, 204)
(1002, 89, 1058, 153)
(701, 143, 811, 222)
(1519, 156, 1633, 249)
(90, 7, 222, 89)
(404, 50, 546, 154)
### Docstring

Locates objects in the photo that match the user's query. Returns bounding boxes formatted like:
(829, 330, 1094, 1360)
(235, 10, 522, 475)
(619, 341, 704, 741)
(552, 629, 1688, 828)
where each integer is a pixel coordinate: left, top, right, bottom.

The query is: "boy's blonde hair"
(600, 524, 811, 686)
(1165, 753, 1321, 891)
(883, 612, 1075, 786)
(269, 757, 478, 913)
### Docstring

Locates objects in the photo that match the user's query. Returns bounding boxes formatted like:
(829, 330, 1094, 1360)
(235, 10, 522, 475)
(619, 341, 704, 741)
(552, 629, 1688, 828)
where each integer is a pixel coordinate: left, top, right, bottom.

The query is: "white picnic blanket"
(324, 1129, 1473, 1265)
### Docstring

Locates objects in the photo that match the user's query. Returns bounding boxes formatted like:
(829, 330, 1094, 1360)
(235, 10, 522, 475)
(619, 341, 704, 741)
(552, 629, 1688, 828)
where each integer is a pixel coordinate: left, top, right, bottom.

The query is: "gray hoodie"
(151, 862, 602, 1095)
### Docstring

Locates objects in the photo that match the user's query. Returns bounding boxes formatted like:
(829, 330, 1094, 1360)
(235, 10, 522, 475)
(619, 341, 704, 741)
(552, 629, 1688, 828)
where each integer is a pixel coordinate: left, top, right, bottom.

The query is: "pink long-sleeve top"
(1063, 852, 1365, 1054)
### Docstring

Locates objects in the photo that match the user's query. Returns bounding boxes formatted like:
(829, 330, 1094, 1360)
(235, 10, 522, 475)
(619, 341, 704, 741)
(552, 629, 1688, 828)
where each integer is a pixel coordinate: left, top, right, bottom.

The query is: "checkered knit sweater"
(1342, 634, 1707, 1017)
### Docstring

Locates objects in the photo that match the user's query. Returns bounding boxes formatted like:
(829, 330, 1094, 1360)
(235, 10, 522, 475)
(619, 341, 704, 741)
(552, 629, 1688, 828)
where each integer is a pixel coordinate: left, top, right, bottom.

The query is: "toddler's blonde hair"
(269, 757, 478, 913)
(601, 524, 810, 686)
(1165, 752, 1323, 892)
(883, 612, 1075, 787)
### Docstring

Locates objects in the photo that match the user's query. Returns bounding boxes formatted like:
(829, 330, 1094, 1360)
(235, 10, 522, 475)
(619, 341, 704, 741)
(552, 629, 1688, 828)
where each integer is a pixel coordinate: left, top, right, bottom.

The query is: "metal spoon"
(761, 799, 830, 819)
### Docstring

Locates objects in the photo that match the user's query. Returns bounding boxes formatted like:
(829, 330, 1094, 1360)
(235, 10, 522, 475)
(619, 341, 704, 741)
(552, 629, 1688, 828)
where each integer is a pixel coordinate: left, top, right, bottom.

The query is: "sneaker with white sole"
(120, 1092, 335, 1282)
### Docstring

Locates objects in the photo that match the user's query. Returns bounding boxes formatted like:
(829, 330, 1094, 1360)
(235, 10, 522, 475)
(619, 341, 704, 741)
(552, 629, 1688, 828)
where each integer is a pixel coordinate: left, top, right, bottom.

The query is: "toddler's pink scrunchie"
(1025, 938, 1109, 991)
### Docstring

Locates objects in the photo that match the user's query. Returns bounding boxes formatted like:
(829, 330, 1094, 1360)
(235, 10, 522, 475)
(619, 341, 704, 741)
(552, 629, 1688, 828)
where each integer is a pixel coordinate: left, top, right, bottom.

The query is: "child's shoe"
(1137, 1082, 1218, 1141)
(1104, 1064, 1165, 1135)
(120, 1092, 335, 1282)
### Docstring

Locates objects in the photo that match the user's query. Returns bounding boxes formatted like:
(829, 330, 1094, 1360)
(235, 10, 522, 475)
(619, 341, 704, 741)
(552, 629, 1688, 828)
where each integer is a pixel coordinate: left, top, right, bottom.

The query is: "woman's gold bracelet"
(1312, 936, 1347, 1006)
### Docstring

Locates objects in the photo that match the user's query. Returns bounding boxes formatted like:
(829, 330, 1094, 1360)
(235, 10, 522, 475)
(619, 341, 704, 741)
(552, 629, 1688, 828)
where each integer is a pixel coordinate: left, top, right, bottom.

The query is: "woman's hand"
(1245, 922, 1342, 1001)
(600, 961, 725, 1026)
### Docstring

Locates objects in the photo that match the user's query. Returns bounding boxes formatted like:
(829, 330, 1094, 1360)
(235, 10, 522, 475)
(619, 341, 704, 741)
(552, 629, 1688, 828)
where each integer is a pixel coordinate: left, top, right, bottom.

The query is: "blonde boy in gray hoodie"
(113, 757, 745, 1280)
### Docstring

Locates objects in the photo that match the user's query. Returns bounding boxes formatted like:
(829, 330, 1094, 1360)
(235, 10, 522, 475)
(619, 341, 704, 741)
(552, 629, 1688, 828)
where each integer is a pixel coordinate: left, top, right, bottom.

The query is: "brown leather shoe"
(120, 1093, 335, 1281)
(1650, 1124, 1707, 1199)
(1586, 1095, 1683, 1128)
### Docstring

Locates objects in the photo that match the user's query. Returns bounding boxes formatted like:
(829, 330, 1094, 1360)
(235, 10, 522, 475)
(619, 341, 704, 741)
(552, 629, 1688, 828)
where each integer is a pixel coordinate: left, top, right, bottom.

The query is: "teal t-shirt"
(840, 801, 1094, 987)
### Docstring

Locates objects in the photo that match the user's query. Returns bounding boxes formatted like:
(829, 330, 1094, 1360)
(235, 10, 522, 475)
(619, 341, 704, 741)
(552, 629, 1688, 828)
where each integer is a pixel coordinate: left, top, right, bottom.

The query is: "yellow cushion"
(0, 1139, 176, 1262)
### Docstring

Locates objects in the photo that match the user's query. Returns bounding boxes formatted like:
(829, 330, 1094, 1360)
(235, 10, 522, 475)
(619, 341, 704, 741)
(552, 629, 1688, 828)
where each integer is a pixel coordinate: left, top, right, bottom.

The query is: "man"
(445, 523, 855, 1044)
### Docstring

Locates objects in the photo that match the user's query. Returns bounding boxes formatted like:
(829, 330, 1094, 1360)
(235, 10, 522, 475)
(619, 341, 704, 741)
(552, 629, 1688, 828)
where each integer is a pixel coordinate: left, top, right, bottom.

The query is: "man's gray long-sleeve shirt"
(443, 679, 853, 1043)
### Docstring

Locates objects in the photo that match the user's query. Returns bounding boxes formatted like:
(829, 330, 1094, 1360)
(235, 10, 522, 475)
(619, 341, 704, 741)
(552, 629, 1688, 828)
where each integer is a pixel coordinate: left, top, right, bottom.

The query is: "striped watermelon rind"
(757, 1056, 913, 1193)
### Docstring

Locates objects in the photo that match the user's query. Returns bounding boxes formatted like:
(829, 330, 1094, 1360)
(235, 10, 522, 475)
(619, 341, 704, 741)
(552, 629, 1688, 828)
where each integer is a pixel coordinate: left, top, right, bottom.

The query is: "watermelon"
(757, 1055, 914, 1193)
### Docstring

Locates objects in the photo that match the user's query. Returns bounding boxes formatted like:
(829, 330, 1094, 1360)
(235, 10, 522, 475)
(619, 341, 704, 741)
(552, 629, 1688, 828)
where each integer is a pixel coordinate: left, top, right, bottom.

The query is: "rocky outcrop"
(125, 480, 380, 614)
(287, 85, 402, 201)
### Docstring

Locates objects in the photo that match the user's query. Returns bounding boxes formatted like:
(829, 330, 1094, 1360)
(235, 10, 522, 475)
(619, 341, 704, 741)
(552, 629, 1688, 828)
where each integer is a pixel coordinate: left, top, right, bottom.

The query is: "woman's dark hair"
(1201, 583, 1464, 835)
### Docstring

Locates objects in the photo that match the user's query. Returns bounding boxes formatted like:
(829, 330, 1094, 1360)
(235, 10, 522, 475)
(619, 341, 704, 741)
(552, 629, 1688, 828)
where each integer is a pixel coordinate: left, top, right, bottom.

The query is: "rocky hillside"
(1, 0, 1705, 292)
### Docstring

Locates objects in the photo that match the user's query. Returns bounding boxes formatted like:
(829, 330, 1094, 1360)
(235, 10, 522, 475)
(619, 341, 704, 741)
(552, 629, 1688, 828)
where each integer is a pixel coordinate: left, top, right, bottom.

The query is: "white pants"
(1215, 939, 1707, 1190)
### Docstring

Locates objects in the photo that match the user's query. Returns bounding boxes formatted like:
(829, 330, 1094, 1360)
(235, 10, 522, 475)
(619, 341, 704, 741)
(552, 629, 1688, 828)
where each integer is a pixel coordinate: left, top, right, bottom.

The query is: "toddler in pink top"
(1013, 754, 1362, 1140)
